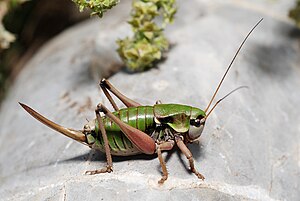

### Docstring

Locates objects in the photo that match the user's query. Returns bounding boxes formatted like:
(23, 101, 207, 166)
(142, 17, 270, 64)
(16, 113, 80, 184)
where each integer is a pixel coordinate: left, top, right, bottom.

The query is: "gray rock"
(0, 0, 299, 200)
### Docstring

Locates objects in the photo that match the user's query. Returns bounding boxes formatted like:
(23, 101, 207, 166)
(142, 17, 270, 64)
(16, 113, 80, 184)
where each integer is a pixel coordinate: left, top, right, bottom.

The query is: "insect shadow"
(175, 141, 204, 174)
(62, 150, 157, 164)
(59, 139, 204, 172)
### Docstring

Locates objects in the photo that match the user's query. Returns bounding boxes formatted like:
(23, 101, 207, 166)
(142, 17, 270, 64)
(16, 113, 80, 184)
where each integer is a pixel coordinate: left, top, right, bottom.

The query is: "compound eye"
(190, 119, 200, 127)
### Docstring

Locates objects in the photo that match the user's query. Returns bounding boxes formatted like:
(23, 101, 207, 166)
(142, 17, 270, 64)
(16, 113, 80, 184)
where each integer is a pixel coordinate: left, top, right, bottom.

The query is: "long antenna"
(204, 18, 263, 113)
(205, 86, 248, 119)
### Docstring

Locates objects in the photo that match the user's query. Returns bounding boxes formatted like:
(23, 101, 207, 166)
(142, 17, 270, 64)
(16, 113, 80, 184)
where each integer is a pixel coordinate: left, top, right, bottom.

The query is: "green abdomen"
(105, 106, 155, 133)
(94, 106, 155, 156)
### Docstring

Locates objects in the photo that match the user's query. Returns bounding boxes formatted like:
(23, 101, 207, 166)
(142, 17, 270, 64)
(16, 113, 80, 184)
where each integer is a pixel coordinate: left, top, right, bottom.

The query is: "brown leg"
(85, 104, 113, 175)
(100, 82, 119, 111)
(96, 103, 156, 155)
(156, 141, 175, 184)
(175, 135, 205, 180)
(100, 79, 141, 109)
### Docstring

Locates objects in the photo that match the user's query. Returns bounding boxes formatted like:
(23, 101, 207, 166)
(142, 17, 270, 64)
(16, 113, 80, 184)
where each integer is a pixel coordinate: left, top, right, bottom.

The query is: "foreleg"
(156, 140, 175, 184)
(175, 135, 205, 180)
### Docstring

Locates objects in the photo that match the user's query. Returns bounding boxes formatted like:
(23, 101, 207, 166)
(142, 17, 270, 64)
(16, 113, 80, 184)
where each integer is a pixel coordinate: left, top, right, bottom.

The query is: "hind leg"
(100, 79, 141, 111)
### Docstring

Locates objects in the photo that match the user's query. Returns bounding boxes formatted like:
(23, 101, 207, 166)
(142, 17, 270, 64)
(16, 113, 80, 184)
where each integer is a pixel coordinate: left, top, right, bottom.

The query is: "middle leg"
(156, 140, 175, 184)
(85, 104, 113, 175)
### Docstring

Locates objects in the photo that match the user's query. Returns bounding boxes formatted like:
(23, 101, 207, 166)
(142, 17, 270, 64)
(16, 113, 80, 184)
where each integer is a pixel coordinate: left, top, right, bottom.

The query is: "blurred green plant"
(289, 0, 300, 27)
(72, 0, 119, 17)
(0, 0, 27, 50)
(73, 0, 176, 71)
(117, 0, 176, 71)
(0, 0, 177, 101)
(1, 0, 90, 102)
(0, 0, 27, 101)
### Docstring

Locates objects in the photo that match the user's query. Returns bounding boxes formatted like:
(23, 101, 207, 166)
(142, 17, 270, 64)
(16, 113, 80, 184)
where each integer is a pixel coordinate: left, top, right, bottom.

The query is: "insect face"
(187, 116, 206, 142)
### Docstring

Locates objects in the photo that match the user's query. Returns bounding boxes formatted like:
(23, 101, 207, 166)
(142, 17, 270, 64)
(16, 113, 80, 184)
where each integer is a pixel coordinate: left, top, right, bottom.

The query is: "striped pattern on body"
(93, 106, 156, 156)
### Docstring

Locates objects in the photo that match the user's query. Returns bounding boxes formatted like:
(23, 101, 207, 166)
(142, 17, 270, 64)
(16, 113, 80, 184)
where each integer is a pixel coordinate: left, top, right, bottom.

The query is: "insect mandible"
(19, 19, 262, 184)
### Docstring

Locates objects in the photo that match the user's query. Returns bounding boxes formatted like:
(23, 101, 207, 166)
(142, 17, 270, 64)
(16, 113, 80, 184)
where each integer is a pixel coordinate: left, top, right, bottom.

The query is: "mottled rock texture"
(0, 1, 299, 200)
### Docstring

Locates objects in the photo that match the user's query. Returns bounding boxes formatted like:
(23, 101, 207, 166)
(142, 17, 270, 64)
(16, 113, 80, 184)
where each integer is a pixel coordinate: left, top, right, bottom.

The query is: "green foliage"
(72, 0, 119, 17)
(0, 0, 27, 100)
(0, 0, 27, 50)
(9, 0, 26, 8)
(117, 0, 176, 71)
(289, 0, 300, 27)
(72, 0, 177, 71)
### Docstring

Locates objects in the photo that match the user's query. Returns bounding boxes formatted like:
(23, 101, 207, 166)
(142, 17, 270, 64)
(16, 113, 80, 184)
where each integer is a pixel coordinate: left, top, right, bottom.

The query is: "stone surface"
(0, 0, 299, 200)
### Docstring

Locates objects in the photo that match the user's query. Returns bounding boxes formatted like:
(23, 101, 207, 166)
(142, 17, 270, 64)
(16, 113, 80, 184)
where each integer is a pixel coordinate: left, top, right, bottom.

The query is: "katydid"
(19, 19, 262, 184)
